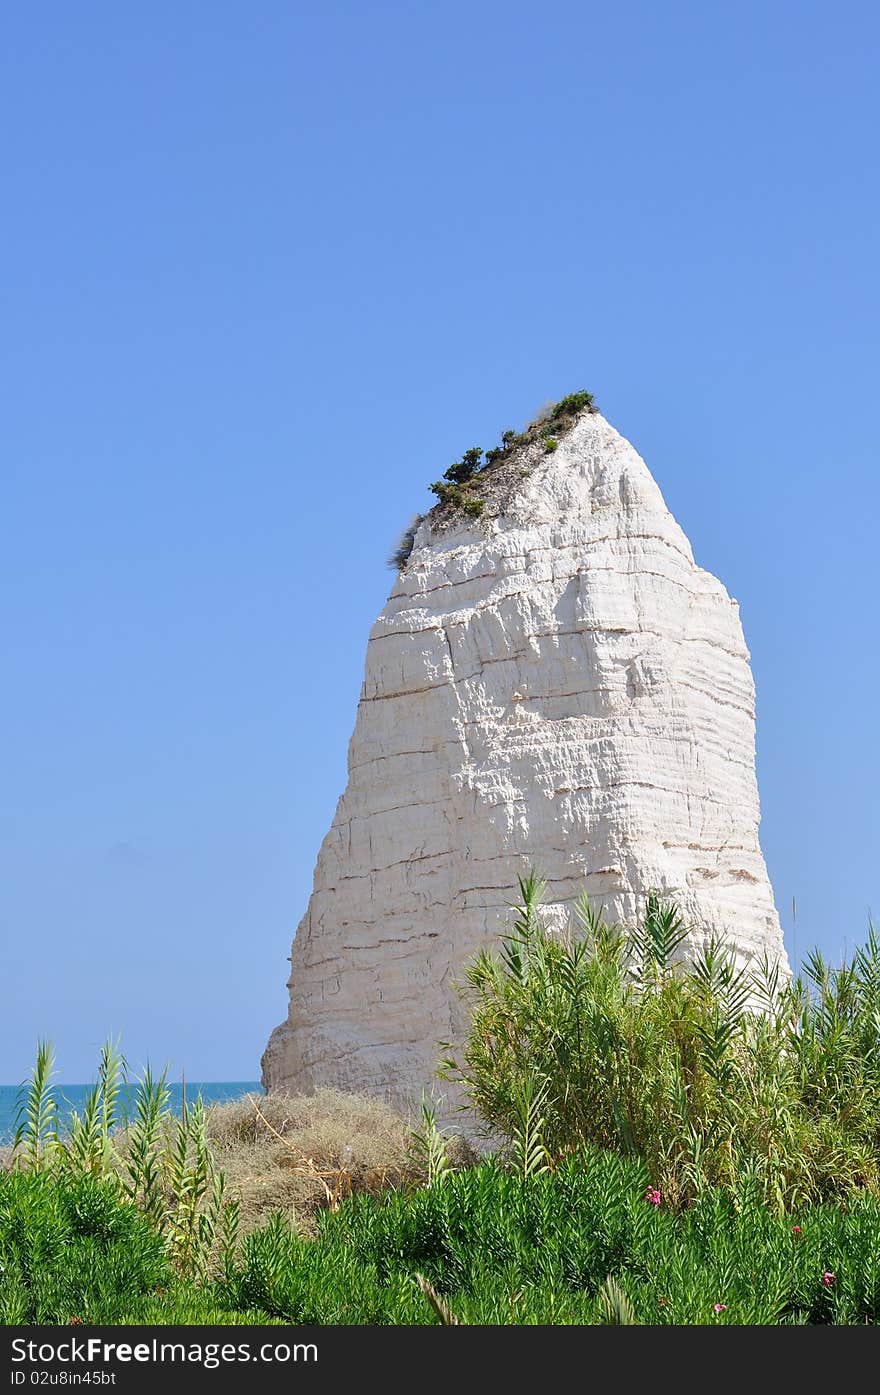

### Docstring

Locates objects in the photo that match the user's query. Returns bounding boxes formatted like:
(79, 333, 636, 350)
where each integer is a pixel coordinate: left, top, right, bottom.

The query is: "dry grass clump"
(3, 1073, 477, 1236)
(205, 1089, 475, 1236)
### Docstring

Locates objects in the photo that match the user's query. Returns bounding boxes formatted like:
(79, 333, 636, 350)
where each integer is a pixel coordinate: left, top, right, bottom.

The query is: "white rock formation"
(263, 410, 788, 1101)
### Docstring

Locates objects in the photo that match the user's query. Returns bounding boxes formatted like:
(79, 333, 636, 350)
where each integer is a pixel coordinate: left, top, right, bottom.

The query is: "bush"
(429, 481, 485, 519)
(0, 1170, 169, 1323)
(7, 1045, 472, 1246)
(221, 1212, 428, 1324)
(484, 430, 521, 468)
(263, 1148, 880, 1324)
(442, 875, 880, 1209)
(428, 480, 459, 504)
(443, 447, 483, 485)
(0, 1170, 280, 1324)
(551, 389, 596, 418)
(420, 392, 598, 528)
(9, 1146, 880, 1323)
(10, 1043, 240, 1280)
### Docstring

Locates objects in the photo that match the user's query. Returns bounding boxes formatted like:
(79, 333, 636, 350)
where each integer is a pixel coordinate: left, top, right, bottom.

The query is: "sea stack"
(263, 402, 789, 1100)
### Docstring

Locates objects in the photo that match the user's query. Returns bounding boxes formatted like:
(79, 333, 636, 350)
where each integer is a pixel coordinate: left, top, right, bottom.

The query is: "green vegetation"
(442, 446, 483, 486)
(11, 1041, 238, 1283)
(550, 389, 596, 418)
(6, 1148, 880, 1324)
(0, 1170, 251, 1324)
(443, 875, 880, 1210)
(296, 1149, 880, 1325)
(388, 514, 425, 571)
(429, 446, 487, 513)
(484, 429, 522, 467)
(8, 871, 880, 1323)
(461, 496, 484, 518)
(417, 389, 598, 535)
(428, 481, 485, 517)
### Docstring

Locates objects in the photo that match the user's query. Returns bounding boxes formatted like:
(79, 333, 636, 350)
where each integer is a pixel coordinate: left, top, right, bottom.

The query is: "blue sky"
(1, 2, 877, 1080)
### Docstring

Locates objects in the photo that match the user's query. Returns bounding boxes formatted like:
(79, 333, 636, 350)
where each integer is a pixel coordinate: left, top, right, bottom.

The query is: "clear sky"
(1, 2, 877, 1081)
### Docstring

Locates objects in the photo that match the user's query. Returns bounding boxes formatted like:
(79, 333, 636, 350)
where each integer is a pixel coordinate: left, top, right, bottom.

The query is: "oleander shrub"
(230, 1147, 880, 1324)
(221, 1212, 428, 1324)
(0, 1170, 168, 1323)
(0, 1169, 279, 1324)
(9, 1148, 880, 1323)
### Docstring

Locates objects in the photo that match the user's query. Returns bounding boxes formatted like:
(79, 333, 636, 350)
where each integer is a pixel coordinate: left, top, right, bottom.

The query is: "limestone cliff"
(263, 407, 788, 1100)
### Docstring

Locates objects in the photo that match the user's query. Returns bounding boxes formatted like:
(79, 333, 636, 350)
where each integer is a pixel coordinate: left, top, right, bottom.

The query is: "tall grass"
(64, 1039, 125, 1177)
(9, 878, 880, 1324)
(10, 1044, 237, 1279)
(443, 875, 880, 1208)
(13, 1041, 60, 1170)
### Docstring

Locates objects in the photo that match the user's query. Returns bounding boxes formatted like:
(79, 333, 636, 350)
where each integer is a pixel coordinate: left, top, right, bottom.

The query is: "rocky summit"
(263, 404, 789, 1101)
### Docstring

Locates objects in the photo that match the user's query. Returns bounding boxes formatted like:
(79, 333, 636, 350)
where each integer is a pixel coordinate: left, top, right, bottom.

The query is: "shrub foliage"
(443, 875, 880, 1209)
(424, 389, 598, 524)
(10, 1043, 237, 1281)
(8, 1149, 880, 1324)
(9, 870, 880, 1324)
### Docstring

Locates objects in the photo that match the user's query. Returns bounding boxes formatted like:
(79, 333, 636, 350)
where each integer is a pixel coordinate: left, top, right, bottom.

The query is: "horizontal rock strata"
(263, 411, 788, 1101)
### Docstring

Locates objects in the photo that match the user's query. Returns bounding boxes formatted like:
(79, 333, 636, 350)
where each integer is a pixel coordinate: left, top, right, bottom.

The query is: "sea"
(0, 1081, 261, 1145)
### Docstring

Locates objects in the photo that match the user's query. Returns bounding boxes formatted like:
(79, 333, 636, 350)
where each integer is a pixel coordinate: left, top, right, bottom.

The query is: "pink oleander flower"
(791, 1225, 802, 1235)
(713, 1303, 727, 1313)
(822, 1271, 836, 1287)
(645, 1186, 662, 1206)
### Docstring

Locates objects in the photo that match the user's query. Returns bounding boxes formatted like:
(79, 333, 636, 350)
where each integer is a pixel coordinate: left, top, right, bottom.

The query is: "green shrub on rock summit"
(420, 389, 598, 531)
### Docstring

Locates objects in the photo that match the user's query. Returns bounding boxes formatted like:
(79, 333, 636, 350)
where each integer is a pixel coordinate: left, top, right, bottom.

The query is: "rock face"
(263, 410, 788, 1101)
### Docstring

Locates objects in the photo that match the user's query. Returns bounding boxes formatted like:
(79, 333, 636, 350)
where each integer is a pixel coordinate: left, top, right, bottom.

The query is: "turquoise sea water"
(0, 1081, 261, 1144)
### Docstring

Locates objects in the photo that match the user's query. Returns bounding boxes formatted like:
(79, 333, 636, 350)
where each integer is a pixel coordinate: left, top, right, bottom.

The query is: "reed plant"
(10, 1044, 238, 1279)
(10, 875, 880, 1324)
(443, 875, 880, 1209)
(12, 1041, 61, 1171)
